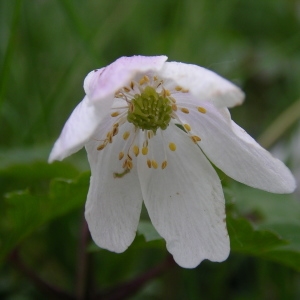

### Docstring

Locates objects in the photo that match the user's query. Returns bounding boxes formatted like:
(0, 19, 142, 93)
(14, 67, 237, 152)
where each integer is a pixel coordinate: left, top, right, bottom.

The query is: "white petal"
(176, 102, 296, 193)
(84, 55, 168, 103)
(160, 62, 244, 108)
(49, 96, 101, 162)
(85, 123, 143, 253)
(137, 125, 229, 268)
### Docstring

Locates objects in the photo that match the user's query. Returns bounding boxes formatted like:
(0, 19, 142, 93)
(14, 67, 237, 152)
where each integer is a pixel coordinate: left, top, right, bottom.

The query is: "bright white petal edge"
(49, 96, 100, 162)
(137, 125, 230, 268)
(175, 100, 296, 193)
(160, 62, 245, 108)
(85, 122, 143, 252)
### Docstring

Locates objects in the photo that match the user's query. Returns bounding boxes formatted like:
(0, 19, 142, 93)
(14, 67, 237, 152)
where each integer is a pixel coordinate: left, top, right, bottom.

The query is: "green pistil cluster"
(127, 86, 172, 132)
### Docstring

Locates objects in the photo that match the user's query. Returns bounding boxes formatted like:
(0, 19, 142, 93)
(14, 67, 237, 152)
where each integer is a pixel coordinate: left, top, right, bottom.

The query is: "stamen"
(191, 135, 201, 143)
(152, 160, 158, 169)
(169, 142, 176, 151)
(184, 124, 191, 131)
(163, 89, 171, 97)
(97, 143, 106, 151)
(180, 108, 189, 114)
(175, 86, 182, 91)
(123, 87, 130, 92)
(142, 147, 148, 155)
(147, 130, 154, 139)
(133, 145, 139, 156)
(126, 160, 133, 169)
(159, 130, 169, 169)
(111, 111, 120, 117)
(119, 151, 124, 160)
(147, 159, 152, 168)
(123, 131, 130, 140)
(197, 106, 207, 114)
(139, 75, 149, 85)
(172, 104, 177, 111)
(112, 127, 119, 136)
(113, 169, 130, 178)
(161, 160, 167, 169)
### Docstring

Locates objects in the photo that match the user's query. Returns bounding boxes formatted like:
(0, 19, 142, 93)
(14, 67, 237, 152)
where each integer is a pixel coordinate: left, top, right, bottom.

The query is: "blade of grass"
(0, 0, 23, 112)
(258, 98, 300, 148)
(23, 0, 139, 141)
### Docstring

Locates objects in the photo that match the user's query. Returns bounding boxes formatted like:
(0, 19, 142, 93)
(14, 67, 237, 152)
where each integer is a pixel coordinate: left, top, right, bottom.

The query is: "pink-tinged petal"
(176, 102, 296, 193)
(84, 55, 168, 103)
(49, 96, 101, 162)
(160, 62, 244, 108)
(137, 125, 229, 268)
(85, 123, 143, 253)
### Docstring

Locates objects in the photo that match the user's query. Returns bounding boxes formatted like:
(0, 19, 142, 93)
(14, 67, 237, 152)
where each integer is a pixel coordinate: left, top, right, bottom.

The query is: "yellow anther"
(154, 76, 158, 81)
(142, 147, 148, 155)
(97, 144, 106, 151)
(147, 159, 152, 168)
(180, 108, 189, 114)
(133, 145, 139, 157)
(147, 131, 154, 139)
(112, 127, 119, 136)
(152, 160, 158, 169)
(182, 88, 189, 93)
(123, 87, 130, 92)
(123, 131, 130, 140)
(139, 75, 149, 85)
(184, 124, 191, 131)
(197, 106, 207, 114)
(172, 104, 177, 111)
(127, 160, 133, 169)
(163, 89, 171, 97)
(130, 81, 134, 89)
(175, 86, 182, 91)
(161, 161, 168, 169)
(111, 111, 120, 117)
(169, 142, 176, 151)
(191, 135, 201, 143)
(119, 151, 124, 160)
(113, 123, 119, 128)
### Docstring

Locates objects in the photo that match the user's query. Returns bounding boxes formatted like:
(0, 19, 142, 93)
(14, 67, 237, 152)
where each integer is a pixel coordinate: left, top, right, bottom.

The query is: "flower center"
(126, 86, 173, 133)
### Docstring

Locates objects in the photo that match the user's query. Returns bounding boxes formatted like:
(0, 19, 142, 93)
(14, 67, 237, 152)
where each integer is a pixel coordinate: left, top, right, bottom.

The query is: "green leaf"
(0, 171, 89, 262)
(228, 216, 287, 254)
(226, 183, 300, 271)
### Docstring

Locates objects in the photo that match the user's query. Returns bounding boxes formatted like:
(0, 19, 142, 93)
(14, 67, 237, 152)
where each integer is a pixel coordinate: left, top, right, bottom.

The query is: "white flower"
(49, 55, 296, 268)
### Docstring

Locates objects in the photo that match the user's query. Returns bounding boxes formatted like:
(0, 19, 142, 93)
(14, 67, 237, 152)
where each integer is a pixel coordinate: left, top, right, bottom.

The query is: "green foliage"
(1, 0, 300, 298)
(0, 165, 88, 262)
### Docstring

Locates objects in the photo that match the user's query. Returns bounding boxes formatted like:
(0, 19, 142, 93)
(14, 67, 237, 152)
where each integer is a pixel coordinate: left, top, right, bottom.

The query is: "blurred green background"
(1, 0, 300, 299)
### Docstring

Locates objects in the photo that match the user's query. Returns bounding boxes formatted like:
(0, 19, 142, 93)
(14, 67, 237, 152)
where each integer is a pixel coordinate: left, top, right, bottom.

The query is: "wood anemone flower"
(49, 55, 296, 268)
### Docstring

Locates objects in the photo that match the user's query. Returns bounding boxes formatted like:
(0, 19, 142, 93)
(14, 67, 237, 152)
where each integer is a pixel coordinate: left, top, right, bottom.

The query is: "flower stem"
(76, 213, 92, 300)
(8, 248, 75, 300)
(95, 255, 176, 300)
(258, 98, 300, 149)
